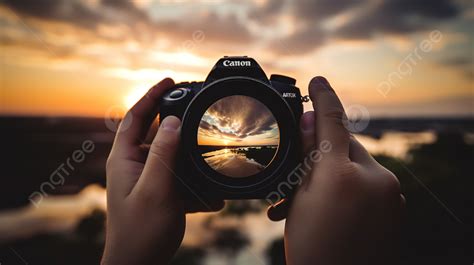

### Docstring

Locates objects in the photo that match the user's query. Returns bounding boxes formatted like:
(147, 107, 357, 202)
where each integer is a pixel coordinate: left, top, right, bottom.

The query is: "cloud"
(2, 0, 253, 43)
(334, 0, 460, 40)
(4, 0, 150, 25)
(250, 0, 360, 54)
(0, 0, 260, 75)
(441, 56, 472, 66)
(198, 120, 241, 140)
(248, 0, 286, 24)
(268, 26, 326, 55)
(293, 0, 358, 19)
(156, 12, 253, 45)
(438, 56, 474, 79)
(251, 0, 463, 55)
(250, 0, 357, 23)
(0, 0, 470, 71)
(4, 0, 110, 29)
(199, 96, 279, 143)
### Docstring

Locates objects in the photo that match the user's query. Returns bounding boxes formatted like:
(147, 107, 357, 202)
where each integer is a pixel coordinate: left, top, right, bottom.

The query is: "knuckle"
(377, 168, 401, 195)
(334, 160, 360, 177)
(356, 166, 401, 201)
(131, 188, 176, 214)
(323, 108, 345, 121)
(319, 161, 363, 189)
(318, 162, 401, 204)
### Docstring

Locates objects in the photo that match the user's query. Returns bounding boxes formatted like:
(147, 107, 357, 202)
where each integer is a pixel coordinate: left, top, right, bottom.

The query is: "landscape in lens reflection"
(198, 96, 279, 178)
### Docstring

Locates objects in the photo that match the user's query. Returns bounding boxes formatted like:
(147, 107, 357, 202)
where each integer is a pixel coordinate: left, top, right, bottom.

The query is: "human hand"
(268, 77, 404, 264)
(102, 78, 224, 265)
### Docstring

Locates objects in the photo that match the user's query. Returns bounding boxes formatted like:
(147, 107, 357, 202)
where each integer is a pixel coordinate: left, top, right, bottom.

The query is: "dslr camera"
(160, 56, 303, 200)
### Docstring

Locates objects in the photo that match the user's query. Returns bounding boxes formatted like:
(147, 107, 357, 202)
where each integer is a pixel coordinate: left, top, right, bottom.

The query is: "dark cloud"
(294, 0, 358, 20)
(441, 56, 472, 67)
(157, 12, 253, 45)
(100, 0, 151, 22)
(101, 0, 131, 8)
(438, 56, 474, 79)
(380, 0, 459, 18)
(1, 0, 467, 57)
(248, 0, 286, 24)
(251, 0, 462, 54)
(4, 0, 104, 29)
(250, 0, 357, 23)
(2, 0, 254, 47)
(251, 0, 358, 54)
(269, 26, 326, 55)
(3, 0, 151, 30)
(199, 96, 278, 142)
(334, 0, 460, 40)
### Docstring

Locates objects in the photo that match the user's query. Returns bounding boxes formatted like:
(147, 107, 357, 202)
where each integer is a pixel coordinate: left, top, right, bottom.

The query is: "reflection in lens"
(197, 95, 280, 178)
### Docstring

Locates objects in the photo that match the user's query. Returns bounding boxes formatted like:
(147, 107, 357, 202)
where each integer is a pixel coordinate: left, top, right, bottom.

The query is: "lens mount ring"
(180, 77, 299, 195)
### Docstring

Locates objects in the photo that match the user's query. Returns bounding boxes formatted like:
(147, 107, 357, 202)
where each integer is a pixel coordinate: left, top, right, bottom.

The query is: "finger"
(114, 78, 175, 153)
(267, 198, 290, 222)
(300, 111, 316, 154)
(349, 135, 376, 165)
(309, 76, 350, 158)
(185, 200, 225, 213)
(131, 116, 181, 201)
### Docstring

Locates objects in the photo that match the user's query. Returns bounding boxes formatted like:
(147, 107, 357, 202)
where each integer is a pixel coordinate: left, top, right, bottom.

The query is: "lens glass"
(197, 95, 280, 178)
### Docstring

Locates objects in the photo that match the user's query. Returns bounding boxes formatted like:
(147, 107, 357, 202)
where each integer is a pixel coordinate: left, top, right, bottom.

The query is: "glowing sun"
(124, 84, 150, 109)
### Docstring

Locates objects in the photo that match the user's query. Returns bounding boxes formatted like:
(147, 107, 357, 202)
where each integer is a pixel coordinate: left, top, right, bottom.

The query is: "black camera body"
(160, 56, 303, 201)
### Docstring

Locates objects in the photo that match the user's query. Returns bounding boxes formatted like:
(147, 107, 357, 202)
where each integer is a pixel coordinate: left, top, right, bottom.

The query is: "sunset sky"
(0, 0, 472, 118)
(198, 96, 279, 146)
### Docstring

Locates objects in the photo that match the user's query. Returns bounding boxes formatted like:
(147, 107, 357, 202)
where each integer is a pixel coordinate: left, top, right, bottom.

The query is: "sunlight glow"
(151, 51, 209, 67)
(124, 84, 150, 109)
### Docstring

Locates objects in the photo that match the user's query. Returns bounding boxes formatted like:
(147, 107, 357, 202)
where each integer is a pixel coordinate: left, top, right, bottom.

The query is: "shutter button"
(168, 88, 187, 100)
(169, 89, 184, 99)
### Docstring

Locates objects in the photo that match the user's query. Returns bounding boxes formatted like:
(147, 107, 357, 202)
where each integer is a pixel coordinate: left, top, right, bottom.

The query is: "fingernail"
(161, 116, 181, 131)
(301, 111, 315, 131)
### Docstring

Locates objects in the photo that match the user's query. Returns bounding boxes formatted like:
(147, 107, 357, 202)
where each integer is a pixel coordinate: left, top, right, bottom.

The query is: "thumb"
(300, 111, 316, 154)
(132, 116, 182, 202)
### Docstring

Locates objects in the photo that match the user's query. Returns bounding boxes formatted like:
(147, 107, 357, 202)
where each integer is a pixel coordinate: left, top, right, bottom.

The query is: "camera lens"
(197, 95, 280, 178)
